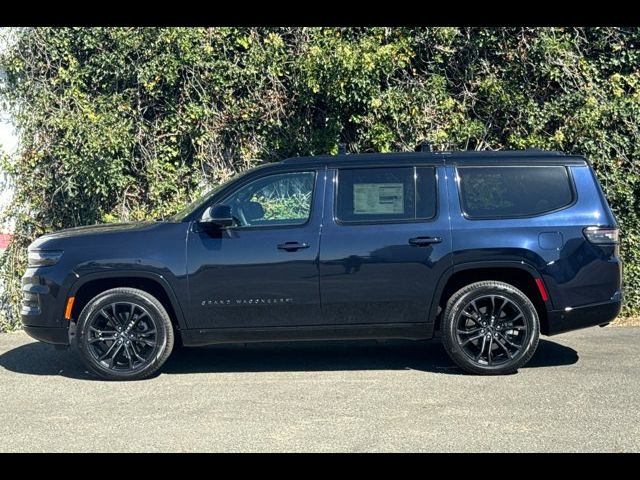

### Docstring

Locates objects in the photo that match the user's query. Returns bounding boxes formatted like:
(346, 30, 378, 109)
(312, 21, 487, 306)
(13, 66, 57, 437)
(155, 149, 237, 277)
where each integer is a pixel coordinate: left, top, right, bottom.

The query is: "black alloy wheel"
(455, 294, 528, 367)
(86, 302, 159, 371)
(441, 281, 540, 375)
(73, 288, 174, 380)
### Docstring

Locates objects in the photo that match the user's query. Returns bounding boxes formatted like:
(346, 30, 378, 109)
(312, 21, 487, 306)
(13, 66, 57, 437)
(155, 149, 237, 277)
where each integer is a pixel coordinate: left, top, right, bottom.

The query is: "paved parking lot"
(0, 327, 639, 452)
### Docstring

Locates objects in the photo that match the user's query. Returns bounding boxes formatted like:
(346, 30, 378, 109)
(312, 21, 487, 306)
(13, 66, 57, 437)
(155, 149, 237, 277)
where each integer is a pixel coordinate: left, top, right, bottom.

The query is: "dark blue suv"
(22, 150, 622, 379)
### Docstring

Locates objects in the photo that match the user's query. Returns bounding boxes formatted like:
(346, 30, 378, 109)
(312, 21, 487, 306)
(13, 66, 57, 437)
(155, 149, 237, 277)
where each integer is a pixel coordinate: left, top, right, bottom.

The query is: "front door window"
(223, 172, 315, 228)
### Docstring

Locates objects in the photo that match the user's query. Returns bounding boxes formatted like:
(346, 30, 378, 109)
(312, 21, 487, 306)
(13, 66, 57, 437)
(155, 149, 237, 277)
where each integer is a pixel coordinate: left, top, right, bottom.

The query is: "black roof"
(278, 149, 586, 168)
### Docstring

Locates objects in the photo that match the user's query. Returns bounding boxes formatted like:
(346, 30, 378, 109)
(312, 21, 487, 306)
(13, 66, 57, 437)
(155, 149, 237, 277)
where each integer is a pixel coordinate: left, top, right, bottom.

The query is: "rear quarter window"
(457, 166, 574, 219)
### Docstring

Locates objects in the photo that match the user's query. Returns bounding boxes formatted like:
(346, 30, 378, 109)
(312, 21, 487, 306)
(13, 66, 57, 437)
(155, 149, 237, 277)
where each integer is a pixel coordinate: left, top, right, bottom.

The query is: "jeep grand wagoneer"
(22, 149, 622, 379)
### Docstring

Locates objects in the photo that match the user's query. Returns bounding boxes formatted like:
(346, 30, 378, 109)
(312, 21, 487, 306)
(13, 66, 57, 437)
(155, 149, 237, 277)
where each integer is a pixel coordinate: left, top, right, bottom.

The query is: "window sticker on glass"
(353, 183, 404, 214)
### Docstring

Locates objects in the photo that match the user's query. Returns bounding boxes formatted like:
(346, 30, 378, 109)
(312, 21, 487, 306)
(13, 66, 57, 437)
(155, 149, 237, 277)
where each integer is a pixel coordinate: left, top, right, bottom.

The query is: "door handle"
(277, 242, 310, 251)
(408, 236, 442, 246)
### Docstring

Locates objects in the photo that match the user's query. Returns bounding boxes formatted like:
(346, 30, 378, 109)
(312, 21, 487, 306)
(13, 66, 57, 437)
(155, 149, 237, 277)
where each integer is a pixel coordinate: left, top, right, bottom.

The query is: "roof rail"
(280, 148, 569, 165)
(523, 148, 564, 155)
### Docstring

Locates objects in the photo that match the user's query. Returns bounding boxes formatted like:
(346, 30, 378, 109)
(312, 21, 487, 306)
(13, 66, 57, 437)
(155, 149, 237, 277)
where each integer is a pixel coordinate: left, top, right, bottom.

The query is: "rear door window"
(336, 166, 437, 223)
(457, 166, 574, 219)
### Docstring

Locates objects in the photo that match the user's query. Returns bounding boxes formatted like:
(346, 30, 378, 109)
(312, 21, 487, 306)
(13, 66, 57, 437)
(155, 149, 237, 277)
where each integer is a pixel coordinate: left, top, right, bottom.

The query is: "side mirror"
(201, 204, 234, 227)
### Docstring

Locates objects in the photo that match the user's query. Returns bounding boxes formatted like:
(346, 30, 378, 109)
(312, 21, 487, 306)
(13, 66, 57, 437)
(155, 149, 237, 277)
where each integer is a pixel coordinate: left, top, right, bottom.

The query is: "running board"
(180, 323, 434, 347)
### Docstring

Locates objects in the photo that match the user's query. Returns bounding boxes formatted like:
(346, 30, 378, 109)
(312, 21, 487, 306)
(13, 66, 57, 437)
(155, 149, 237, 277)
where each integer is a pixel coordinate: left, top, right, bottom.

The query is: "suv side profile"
(22, 150, 622, 380)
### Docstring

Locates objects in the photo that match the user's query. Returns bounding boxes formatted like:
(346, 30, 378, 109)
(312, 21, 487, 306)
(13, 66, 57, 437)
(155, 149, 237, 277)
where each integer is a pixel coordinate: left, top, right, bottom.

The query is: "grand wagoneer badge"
(201, 298, 294, 307)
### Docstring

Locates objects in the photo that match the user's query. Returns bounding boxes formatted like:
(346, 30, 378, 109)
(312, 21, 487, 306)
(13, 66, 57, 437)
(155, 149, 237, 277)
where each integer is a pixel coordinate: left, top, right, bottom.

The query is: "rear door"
(319, 164, 452, 325)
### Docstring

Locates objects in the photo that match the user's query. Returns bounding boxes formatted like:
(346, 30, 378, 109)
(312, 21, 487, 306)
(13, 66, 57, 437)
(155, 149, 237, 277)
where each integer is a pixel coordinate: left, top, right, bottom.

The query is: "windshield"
(169, 184, 226, 222)
(169, 165, 266, 221)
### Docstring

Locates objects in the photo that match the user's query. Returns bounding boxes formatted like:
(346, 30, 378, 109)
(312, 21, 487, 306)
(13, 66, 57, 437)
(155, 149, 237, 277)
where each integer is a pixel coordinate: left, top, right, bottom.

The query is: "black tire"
(72, 288, 174, 381)
(441, 281, 540, 375)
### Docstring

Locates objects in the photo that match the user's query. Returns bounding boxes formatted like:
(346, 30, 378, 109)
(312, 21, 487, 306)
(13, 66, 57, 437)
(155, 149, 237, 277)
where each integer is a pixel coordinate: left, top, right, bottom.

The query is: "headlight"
(27, 250, 63, 267)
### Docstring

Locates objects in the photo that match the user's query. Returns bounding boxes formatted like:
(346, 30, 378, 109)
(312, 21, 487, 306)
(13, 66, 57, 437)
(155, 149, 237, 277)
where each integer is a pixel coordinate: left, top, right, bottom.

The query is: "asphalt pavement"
(0, 327, 638, 452)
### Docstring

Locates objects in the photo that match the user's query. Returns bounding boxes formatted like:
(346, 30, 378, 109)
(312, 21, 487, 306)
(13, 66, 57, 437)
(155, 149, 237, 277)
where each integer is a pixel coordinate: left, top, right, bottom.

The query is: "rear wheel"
(72, 288, 174, 380)
(441, 281, 540, 375)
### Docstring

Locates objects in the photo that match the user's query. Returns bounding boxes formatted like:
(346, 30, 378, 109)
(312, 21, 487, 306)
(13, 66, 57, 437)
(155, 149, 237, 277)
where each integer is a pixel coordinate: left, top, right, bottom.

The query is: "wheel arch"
(67, 271, 188, 333)
(430, 262, 550, 335)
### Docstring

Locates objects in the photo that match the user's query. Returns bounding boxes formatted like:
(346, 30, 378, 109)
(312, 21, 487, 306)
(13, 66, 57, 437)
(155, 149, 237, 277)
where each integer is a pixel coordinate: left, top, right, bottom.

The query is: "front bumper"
(546, 295, 622, 336)
(23, 325, 69, 345)
(21, 266, 70, 345)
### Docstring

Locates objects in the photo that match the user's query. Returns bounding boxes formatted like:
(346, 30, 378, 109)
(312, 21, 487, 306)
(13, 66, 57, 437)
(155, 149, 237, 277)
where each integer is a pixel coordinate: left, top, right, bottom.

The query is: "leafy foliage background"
(1, 27, 639, 330)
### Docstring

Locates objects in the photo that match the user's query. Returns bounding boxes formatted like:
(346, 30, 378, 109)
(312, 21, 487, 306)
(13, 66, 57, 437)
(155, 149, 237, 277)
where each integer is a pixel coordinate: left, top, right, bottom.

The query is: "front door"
(319, 165, 452, 325)
(186, 170, 325, 329)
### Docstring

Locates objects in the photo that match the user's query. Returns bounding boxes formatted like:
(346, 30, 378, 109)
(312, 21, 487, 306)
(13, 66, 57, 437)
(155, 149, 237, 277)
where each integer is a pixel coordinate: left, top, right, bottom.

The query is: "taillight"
(583, 226, 619, 245)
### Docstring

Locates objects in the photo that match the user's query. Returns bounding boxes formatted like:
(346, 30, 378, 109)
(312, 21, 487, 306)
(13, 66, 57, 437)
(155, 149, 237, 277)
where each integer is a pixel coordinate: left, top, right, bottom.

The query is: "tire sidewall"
(443, 283, 540, 374)
(73, 289, 172, 380)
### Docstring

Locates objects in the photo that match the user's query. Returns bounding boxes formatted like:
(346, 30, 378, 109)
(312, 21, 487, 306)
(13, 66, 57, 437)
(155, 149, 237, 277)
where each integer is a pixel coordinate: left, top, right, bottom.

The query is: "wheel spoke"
(99, 308, 116, 329)
(136, 338, 156, 347)
(497, 332, 522, 349)
(108, 343, 124, 368)
(475, 335, 487, 361)
(89, 335, 117, 344)
(90, 325, 115, 334)
(493, 336, 513, 358)
(495, 297, 507, 319)
(130, 311, 151, 331)
(460, 332, 484, 347)
(129, 342, 146, 362)
(503, 325, 527, 332)
(111, 303, 121, 326)
(457, 327, 483, 335)
(124, 344, 134, 369)
(101, 305, 122, 329)
(469, 300, 482, 317)
(462, 310, 483, 327)
(487, 336, 494, 365)
(98, 340, 119, 361)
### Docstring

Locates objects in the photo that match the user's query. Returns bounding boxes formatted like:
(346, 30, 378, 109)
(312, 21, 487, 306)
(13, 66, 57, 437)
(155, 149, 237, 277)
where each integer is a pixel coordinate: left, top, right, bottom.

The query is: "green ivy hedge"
(1, 27, 639, 330)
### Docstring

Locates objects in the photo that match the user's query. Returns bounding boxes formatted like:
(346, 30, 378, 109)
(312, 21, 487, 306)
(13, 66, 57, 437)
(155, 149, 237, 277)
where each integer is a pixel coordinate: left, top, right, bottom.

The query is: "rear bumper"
(546, 296, 622, 336)
(23, 325, 69, 345)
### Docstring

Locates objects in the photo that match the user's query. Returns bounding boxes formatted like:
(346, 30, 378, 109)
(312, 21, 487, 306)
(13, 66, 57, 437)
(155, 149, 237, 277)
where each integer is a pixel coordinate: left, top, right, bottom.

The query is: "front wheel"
(72, 288, 174, 380)
(441, 281, 540, 375)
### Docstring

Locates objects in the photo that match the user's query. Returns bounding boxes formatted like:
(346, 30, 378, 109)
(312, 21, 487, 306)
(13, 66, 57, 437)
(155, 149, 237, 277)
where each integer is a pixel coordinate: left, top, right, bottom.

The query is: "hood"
(29, 221, 162, 249)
